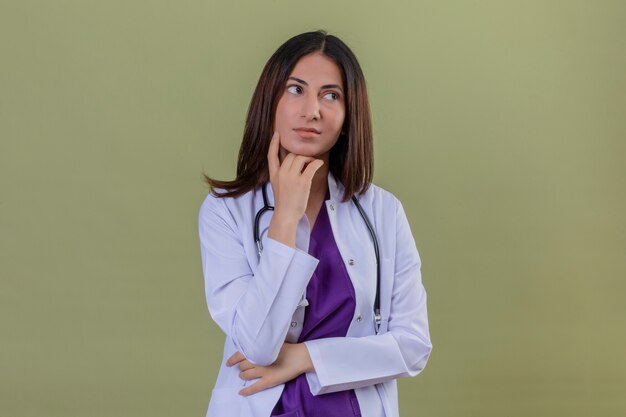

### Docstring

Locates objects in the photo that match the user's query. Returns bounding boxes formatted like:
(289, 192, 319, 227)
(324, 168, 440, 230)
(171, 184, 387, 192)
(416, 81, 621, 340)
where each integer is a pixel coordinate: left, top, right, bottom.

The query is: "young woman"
(198, 30, 432, 417)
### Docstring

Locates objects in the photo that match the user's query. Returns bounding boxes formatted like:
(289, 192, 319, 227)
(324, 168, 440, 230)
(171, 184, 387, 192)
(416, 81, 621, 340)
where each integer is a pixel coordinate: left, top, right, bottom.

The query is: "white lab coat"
(198, 171, 432, 417)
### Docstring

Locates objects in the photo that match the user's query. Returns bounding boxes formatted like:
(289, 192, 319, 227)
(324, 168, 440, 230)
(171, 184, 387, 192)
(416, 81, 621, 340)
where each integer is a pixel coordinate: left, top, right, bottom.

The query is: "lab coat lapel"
(325, 173, 378, 336)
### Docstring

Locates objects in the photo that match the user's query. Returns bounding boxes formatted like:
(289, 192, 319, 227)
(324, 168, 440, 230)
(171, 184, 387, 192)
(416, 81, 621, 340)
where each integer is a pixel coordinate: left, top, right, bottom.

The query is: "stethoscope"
(254, 181, 382, 334)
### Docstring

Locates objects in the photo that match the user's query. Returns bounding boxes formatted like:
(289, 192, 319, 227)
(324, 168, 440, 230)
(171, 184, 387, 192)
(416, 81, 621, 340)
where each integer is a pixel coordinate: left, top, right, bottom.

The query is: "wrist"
(299, 343, 314, 374)
(273, 208, 301, 226)
(268, 211, 299, 248)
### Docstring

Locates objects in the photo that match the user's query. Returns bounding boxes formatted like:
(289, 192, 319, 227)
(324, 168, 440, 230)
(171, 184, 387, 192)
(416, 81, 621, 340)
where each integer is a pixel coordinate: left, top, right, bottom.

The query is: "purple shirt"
(271, 189, 361, 417)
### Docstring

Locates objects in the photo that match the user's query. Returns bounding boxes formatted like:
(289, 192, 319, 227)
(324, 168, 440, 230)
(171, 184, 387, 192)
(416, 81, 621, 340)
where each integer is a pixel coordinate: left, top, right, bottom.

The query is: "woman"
(198, 30, 432, 417)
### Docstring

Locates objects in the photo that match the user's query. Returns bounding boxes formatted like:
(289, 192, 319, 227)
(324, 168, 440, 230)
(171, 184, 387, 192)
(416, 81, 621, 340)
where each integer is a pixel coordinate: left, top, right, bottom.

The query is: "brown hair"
(202, 29, 373, 203)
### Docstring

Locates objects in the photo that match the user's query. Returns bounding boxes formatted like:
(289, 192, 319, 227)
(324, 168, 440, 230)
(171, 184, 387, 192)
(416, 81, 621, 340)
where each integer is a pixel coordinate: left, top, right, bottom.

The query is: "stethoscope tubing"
(254, 182, 382, 334)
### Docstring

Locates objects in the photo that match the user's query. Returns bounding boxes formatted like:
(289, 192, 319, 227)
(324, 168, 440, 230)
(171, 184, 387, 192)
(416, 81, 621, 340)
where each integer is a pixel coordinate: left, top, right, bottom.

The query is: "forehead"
(289, 53, 343, 87)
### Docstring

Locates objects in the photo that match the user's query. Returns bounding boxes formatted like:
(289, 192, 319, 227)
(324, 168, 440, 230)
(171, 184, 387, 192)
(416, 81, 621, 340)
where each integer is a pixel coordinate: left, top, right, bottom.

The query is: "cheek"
(273, 102, 285, 125)
(274, 99, 296, 126)
(328, 108, 346, 132)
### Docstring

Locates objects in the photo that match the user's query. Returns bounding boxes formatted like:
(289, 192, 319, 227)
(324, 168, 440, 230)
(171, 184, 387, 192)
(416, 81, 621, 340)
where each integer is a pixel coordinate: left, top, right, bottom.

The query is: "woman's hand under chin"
(226, 342, 314, 397)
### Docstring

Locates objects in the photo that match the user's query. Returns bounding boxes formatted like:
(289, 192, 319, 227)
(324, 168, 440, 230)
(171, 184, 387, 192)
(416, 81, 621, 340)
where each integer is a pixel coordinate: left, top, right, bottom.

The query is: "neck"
(310, 162, 329, 201)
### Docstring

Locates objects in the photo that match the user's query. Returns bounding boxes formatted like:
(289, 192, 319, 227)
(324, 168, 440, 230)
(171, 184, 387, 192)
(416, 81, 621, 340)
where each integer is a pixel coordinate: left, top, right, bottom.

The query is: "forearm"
(302, 331, 432, 395)
(200, 200, 319, 366)
(268, 210, 299, 248)
(229, 246, 317, 366)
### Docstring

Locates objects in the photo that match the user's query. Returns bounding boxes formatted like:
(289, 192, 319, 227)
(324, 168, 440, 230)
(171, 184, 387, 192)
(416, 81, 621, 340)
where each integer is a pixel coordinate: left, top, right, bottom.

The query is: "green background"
(1, 1, 624, 416)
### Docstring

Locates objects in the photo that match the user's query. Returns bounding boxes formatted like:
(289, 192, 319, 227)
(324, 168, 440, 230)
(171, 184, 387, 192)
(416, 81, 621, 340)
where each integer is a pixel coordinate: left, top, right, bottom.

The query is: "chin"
(282, 141, 319, 156)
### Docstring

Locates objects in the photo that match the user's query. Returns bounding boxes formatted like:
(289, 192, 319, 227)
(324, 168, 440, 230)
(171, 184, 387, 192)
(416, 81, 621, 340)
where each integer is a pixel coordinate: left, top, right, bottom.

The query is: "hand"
(267, 131, 325, 224)
(226, 342, 314, 397)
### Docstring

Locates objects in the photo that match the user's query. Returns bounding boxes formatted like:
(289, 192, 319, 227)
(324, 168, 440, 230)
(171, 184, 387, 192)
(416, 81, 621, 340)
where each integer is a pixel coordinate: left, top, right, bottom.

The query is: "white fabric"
(198, 171, 432, 417)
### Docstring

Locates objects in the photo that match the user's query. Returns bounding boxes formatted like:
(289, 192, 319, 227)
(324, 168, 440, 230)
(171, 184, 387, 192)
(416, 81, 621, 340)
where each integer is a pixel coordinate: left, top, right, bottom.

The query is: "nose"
(300, 93, 321, 120)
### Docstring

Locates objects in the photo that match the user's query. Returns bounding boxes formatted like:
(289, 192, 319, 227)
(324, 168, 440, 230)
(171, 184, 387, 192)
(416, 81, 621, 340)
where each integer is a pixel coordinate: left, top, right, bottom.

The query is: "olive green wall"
(1, 1, 624, 416)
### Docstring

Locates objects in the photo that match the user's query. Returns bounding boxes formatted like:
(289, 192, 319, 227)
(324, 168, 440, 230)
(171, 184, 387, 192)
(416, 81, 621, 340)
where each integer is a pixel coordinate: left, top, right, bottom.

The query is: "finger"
(226, 351, 245, 367)
(267, 131, 280, 181)
(301, 159, 325, 181)
(239, 379, 271, 397)
(239, 365, 262, 380)
(238, 360, 255, 372)
(289, 155, 317, 175)
(281, 152, 296, 171)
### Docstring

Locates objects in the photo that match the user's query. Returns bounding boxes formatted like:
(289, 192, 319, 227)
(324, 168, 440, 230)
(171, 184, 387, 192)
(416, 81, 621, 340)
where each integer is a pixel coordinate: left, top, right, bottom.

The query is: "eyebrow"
(288, 76, 343, 93)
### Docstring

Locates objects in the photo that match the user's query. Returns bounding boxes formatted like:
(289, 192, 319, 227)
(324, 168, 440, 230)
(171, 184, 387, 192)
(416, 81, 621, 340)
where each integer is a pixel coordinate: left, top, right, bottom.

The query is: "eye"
(287, 85, 303, 94)
(323, 91, 340, 101)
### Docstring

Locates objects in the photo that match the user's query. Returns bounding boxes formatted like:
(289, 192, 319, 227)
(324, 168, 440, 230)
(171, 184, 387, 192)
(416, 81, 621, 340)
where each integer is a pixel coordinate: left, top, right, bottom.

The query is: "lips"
(294, 127, 321, 134)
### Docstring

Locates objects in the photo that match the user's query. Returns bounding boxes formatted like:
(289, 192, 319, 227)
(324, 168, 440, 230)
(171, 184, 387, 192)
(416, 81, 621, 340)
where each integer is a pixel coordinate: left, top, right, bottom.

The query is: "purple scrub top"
(270, 189, 361, 417)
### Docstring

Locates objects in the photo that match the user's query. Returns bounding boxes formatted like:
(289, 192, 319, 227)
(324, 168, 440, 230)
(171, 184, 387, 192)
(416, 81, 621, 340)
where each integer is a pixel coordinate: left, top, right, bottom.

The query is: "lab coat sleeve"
(303, 197, 432, 395)
(198, 193, 320, 366)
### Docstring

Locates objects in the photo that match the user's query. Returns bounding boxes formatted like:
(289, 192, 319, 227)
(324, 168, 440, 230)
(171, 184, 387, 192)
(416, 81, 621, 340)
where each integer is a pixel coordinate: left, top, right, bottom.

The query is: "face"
(273, 52, 346, 164)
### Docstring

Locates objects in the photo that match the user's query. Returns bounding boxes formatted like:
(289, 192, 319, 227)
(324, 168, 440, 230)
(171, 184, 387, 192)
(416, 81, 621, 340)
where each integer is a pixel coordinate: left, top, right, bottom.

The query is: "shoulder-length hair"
(203, 29, 373, 203)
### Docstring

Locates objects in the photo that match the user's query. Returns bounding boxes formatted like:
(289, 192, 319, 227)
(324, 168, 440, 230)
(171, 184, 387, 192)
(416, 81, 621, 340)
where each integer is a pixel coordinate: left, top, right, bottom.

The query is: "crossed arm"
(226, 341, 314, 396)
(199, 193, 432, 397)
